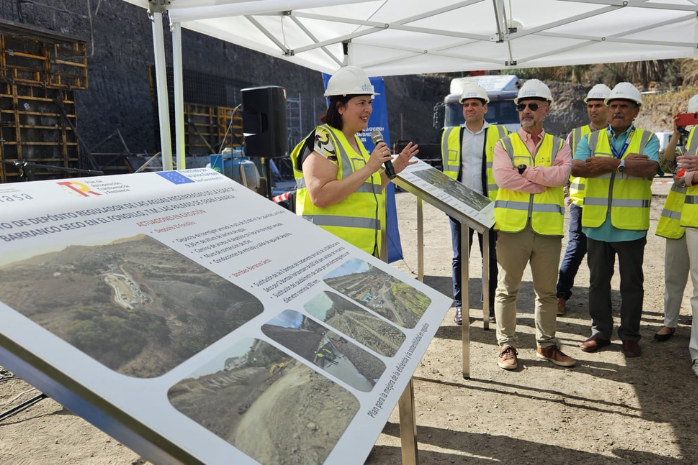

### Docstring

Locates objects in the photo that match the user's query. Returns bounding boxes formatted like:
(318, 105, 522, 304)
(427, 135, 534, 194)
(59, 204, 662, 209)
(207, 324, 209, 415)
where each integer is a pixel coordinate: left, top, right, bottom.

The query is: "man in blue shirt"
(571, 82, 659, 358)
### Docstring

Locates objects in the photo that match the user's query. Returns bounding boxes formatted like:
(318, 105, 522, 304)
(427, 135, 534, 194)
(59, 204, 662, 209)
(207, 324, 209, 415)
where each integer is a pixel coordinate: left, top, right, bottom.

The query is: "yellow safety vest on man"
(290, 125, 384, 256)
(680, 127, 698, 229)
(568, 124, 592, 207)
(582, 128, 654, 231)
(656, 128, 696, 238)
(441, 125, 508, 201)
(494, 133, 565, 236)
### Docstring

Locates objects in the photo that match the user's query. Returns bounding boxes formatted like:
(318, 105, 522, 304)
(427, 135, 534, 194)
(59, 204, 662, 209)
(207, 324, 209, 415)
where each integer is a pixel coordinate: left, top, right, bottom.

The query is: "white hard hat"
(324, 66, 379, 97)
(584, 84, 612, 103)
(459, 83, 489, 104)
(605, 82, 642, 106)
(514, 79, 553, 105)
(687, 94, 698, 113)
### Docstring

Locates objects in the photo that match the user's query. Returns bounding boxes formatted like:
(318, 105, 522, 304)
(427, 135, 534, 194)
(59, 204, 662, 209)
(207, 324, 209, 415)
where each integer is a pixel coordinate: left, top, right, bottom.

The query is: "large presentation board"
(0, 169, 451, 464)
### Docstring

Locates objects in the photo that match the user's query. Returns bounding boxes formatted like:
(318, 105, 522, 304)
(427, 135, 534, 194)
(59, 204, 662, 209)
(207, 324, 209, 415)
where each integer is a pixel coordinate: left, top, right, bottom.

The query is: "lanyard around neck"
(608, 127, 635, 159)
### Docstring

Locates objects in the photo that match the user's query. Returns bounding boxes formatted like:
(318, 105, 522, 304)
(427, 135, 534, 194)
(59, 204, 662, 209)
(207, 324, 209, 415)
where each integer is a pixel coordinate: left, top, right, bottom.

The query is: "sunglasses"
(516, 102, 541, 112)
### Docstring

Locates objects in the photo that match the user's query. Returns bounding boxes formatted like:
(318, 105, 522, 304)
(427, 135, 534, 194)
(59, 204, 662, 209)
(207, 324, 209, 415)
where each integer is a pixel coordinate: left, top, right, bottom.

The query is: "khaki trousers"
(495, 223, 561, 348)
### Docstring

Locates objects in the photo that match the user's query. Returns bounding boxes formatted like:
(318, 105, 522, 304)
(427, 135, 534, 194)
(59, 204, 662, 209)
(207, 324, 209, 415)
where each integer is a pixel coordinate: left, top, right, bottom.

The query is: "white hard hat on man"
(324, 66, 379, 97)
(687, 94, 698, 114)
(585, 84, 612, 103)
(605, 82, 643, 106)
(514, 79, 554, 105)
(459, 83, 490, 104)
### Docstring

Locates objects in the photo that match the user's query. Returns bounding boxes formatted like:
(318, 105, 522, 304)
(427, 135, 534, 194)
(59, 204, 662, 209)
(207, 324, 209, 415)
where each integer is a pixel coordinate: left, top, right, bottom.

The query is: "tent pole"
(342, 40, 351, 65)
(150, 8, 173, 171)
(172, 22, 186, 170)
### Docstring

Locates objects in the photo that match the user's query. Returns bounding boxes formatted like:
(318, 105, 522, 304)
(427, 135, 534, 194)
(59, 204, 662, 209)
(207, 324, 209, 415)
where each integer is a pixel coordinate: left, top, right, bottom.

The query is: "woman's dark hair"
(320, 94, 357, 130)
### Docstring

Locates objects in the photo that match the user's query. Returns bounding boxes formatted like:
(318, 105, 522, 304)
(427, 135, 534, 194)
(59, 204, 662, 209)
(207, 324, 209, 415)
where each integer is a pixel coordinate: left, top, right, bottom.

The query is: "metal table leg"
(482, 230, 490, 331)
(417, 197, 424, 283)
(398, 378, 418, 465)
(461, 223, 470, 379)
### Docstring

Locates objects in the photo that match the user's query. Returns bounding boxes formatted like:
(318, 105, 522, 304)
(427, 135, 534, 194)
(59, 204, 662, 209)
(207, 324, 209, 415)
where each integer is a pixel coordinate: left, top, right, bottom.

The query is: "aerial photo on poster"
(0, 234, 263, 378)
(167, 338, 359, 465)
(262, 309, 385, 391)
(411, 164, 492, 212)
(323, 258, 431, 329)
(304, 291, 406, 358)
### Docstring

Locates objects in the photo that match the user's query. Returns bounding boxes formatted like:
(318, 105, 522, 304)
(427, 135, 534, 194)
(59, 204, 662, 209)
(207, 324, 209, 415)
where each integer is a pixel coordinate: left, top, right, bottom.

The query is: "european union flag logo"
(156, 171, 194, 185)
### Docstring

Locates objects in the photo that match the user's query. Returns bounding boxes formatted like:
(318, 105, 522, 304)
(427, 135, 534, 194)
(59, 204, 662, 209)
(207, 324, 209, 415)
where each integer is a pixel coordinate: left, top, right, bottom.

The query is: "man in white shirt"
(440, 83, 508, 325)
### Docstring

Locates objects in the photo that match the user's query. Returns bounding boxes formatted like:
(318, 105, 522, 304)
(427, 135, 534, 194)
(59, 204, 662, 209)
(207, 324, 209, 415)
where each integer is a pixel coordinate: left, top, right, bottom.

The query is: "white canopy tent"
(125, 0, 698, 168)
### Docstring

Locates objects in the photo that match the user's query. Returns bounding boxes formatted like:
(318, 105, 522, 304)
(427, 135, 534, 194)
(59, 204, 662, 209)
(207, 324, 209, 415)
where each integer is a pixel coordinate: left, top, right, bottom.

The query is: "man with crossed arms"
(573, 82, 659, 358)
(492, 79, 575, 370)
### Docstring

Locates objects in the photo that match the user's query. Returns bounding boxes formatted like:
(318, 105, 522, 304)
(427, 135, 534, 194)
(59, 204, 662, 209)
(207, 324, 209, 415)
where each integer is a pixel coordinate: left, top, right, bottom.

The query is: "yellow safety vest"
(568, 124, 593, 207)
(441, 124, 508, 201)
(656, 129, 695, 238)
(494, 133, 565, 236)
(582, 129, 654, 230)
(680, 127, 698, 229)
(290, 125, 384, 256)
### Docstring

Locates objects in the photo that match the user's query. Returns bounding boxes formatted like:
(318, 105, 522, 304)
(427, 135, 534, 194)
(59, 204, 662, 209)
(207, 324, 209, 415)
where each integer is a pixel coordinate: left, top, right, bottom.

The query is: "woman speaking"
(291, 66, 418, 257)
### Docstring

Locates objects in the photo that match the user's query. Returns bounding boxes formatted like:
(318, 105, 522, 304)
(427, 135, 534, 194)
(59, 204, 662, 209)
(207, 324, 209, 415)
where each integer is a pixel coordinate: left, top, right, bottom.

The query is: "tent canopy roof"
(126, 0, 697, 76)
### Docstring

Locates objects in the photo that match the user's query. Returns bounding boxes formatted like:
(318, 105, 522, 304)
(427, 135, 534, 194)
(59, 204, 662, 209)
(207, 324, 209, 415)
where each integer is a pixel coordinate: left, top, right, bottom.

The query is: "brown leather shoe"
(557, 297, 566, 316)
(454, 307, 462, 325)
(537, 345, 576, 367)
(621, 340, 641, 358)
(497, 345, 518, 370)
(580, 334, 611, 353)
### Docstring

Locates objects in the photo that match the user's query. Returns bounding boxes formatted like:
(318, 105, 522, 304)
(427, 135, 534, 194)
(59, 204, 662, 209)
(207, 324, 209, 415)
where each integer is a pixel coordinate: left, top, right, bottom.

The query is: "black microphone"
(370, 130, 396, 179)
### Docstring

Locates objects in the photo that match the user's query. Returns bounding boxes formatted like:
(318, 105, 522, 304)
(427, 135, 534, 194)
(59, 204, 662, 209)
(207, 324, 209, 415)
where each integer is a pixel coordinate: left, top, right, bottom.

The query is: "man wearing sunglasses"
(556, 84, 612, 317)
(571, 82, 659, 358)
(491, 79, 575, 370)
(441, 82, 508, 326)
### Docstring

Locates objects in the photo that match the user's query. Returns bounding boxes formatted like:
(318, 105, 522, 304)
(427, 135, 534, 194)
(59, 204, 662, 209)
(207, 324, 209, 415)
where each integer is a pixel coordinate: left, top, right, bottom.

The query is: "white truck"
(435, 74, 521, 133)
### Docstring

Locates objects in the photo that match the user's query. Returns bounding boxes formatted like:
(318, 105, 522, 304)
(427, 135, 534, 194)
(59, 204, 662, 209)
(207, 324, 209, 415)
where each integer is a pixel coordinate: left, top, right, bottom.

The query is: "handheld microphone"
(370, 129, 396, 179)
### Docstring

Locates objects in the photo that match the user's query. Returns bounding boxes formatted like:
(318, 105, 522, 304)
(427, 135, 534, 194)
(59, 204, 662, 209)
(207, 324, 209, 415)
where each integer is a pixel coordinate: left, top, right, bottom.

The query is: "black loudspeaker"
(242, 86, 288, 158)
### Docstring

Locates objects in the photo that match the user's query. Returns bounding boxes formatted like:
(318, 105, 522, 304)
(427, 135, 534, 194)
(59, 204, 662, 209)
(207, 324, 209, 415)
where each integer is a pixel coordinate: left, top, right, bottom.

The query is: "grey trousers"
(684, 228, 698, 362)
(663, 235, 690, 328)
(587, 236, 646, 341)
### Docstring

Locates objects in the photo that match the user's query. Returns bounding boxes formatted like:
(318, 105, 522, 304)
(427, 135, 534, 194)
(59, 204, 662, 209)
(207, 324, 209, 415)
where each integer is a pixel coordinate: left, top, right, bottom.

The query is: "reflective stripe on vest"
(656, 181, 688, 239)
(302, 215, 380, 229)
(680, 127, 698, 228)
(569, 125, 592, 207)
(582, 128, 654, 230)
(441, 127, 459, 179)
(441, 124, 508, 201)
(494, 133, 565, 236)
(291, 124, 384, 256)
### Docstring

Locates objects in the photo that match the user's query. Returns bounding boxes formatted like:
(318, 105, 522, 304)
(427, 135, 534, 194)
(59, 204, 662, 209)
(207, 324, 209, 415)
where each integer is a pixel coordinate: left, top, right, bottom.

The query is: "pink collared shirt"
(492, 127, 572, 194)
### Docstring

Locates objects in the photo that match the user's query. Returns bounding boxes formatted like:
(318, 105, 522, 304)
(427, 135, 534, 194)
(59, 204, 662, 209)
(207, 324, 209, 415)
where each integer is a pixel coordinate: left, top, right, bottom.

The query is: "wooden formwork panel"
(0, 33, 87, 90)
(184, 103, 243, 156)
(0, 83, 79, 183)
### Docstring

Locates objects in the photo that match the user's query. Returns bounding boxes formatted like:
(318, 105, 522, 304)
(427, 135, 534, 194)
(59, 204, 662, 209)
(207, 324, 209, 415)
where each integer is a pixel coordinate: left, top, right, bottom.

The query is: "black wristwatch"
(517, 164, 527, 175)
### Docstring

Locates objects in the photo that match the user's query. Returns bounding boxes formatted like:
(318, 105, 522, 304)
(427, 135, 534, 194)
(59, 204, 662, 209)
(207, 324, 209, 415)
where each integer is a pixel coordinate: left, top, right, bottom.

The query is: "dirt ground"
(1, 182, 697, 464)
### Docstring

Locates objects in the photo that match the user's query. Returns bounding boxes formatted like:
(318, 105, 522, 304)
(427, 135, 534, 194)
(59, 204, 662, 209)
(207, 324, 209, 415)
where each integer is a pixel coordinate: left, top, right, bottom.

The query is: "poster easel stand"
(392, 177, 492, 380)
(381, 197, 419, 465)
(381, 171, 492, 464)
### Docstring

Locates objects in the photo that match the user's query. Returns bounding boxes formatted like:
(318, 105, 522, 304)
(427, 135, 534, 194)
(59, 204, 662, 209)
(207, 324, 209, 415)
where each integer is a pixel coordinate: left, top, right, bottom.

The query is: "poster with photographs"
(397, 158, 495, 230)
(0, 169, 451, 465)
